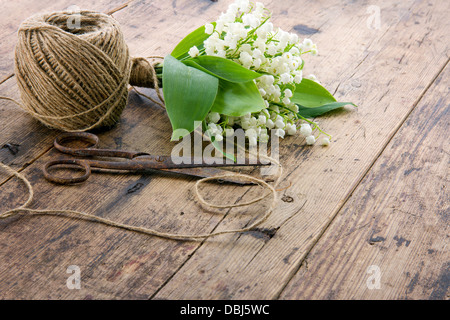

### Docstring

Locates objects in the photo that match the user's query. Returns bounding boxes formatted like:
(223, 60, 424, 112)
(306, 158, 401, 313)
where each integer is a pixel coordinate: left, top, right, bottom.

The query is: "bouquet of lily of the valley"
(159, 0, 355, 158)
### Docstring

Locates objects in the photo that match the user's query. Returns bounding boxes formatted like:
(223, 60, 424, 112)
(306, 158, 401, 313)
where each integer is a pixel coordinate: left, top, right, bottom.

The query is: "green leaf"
(183, 56, 261, 83)
(171, 23, 215, 60)
(297, 101, 357, 118)
(162, 55, 219, 140)
(291, 78, 356, 117)
(291, 78, 337, 108)
(210, 80, 266, 117)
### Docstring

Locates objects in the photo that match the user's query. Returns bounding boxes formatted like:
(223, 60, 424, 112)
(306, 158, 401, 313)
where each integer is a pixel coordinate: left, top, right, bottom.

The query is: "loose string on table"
(0, 153, 282, 242)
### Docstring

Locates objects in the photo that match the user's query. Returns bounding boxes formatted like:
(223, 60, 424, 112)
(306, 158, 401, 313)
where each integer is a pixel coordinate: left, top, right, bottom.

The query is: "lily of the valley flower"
(188, 45, 200, 57)
(202, 0, 327, 147)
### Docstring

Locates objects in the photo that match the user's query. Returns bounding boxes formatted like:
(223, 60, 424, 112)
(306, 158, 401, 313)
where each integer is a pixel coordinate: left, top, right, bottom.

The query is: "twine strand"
(130, 56, 165, 108)
(0, 156, 282, 241)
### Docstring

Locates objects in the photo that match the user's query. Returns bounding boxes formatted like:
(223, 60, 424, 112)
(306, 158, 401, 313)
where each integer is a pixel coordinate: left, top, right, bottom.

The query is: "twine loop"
(0, 160, 282, 242)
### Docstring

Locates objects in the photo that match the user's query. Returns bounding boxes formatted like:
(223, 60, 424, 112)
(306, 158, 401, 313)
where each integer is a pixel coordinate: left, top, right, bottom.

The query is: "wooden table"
(0, 0, 448, 300)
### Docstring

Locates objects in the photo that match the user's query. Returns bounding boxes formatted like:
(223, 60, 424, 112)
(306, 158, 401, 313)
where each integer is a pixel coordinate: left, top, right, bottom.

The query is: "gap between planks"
(272, 57, 450, 299)
(0, 74, 14, 86)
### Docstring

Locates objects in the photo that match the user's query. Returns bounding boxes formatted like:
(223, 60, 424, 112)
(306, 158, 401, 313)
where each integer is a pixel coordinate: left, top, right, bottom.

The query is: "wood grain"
(280, 61, 449, 300)
(153, 0, 450, 299)
(0, 0, 449, 299)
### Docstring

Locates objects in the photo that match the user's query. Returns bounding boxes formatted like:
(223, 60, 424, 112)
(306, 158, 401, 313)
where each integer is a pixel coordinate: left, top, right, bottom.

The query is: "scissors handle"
(54, 132, 147, 159)
(43, 159, 91, 184)
(45, 132, 147, 185)
(54, 132, 98, 155)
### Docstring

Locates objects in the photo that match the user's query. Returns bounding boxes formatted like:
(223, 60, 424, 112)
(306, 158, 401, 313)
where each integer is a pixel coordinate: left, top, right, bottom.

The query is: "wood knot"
(281, 195, 294, 203)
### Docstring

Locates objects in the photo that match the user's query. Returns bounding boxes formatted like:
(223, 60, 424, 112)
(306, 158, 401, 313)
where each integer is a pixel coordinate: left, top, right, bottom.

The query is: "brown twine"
(129, 56, 165, 109)
(0, 155, 282, 242)
(1, 10, 163, 132)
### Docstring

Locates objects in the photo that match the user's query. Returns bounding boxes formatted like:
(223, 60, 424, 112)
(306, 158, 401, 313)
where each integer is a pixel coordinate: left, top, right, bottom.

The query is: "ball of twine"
(14, 10, 158, 132)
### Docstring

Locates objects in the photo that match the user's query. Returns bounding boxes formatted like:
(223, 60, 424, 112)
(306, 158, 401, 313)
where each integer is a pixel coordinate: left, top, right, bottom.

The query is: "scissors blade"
(159, 167, 257, 185)
(83, 159, 262, 185)
(133, 155, 271, 184)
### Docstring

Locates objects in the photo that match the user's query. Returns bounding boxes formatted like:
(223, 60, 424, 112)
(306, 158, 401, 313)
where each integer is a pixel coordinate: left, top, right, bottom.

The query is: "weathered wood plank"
(0, 0, 448, 300)
(279, 61, 449, 300)
(153, 0, 450, 299)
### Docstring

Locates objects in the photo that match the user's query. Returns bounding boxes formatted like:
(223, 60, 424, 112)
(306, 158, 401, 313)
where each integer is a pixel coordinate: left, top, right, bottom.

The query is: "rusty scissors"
(43, 132, 268, 185)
